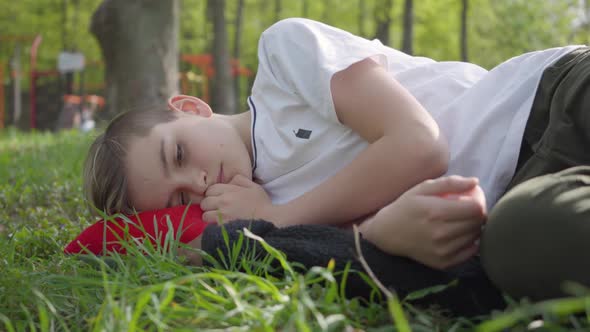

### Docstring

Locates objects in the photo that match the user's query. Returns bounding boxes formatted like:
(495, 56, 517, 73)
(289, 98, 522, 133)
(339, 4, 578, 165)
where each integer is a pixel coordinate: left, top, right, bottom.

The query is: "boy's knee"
(481, 166, 590, 300)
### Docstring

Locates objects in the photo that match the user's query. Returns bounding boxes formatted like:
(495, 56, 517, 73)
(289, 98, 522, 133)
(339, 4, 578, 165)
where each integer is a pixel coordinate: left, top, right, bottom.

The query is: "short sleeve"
(252, 18, 389, 122)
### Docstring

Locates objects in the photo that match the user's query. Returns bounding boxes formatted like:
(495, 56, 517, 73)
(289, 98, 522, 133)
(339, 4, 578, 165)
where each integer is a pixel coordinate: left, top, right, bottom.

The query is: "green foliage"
(0, 0, 102, 85)
(468, 0, 580, 69)
(1, 0, 584, 92)
(413, 0, 462, 61)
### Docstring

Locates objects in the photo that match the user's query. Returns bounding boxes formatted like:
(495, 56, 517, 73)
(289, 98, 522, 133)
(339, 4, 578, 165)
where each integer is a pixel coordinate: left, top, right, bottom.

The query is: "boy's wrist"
(260, 203, 290, 228)
(358, 216, 377, 245)
(360, 209, 407, 257)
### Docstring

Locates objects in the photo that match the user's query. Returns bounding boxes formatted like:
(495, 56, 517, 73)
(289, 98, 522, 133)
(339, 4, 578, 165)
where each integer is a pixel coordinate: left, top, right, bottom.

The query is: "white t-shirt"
(248, 18, 580, 208)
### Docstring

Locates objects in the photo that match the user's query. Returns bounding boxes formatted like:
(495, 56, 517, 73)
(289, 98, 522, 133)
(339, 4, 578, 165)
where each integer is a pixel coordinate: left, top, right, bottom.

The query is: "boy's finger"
(429, 229, 480, 268)
(446, 242, 480, 269)
(446, 232, 481, 257)
(205, 183, 237, 196)
(437, 219, 482, 244)
(202, 211, 222, 223)
(229, 174, 255, 187)
(425, 196, 486, 220)
(413, 175, 478, 196)
(200, 196, 218, 211)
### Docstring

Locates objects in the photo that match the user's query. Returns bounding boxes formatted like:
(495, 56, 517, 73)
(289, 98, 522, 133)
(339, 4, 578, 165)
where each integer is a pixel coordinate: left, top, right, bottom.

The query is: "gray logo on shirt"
(294, 129, 312, 139)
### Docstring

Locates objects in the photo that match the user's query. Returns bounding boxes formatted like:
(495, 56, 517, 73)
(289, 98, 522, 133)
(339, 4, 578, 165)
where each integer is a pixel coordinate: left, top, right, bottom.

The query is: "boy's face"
(124, 112, 252, 211)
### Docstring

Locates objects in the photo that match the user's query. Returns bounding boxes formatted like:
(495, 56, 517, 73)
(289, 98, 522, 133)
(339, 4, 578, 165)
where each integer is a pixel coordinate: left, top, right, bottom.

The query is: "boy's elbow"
(422, 135, 449, 178)
(433, 148, 450, 178)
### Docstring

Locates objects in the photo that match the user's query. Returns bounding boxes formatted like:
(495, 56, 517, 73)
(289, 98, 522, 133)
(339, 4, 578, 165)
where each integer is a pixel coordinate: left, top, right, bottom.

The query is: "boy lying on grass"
(78, 18, 590, 308)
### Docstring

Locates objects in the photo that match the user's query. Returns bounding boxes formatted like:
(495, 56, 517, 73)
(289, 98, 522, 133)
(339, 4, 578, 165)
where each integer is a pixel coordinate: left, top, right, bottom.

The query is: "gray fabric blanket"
(201, 219, 506, 317)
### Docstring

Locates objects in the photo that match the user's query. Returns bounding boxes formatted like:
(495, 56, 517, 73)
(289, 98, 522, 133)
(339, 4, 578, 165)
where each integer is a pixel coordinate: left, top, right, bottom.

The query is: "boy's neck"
(214, 111, 253, 161)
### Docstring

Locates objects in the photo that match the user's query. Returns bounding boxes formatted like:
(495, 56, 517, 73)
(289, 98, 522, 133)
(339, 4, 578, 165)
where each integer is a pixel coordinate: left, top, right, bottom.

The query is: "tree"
(90, 0, 179, 117)
(402, 0, 413, 54)
(460, 0, 468, 62)
(302, 0, 309, 17)
(358, 0, 366, 37)
(275, 0, 282, 22)
(233, 0, 245, 107)
(569, 0, 590, 44)
(208, 0, 236, 114)
(373, 0, 393, 45)
(62, 0, 83, 95)
(469, 0, 575, 68)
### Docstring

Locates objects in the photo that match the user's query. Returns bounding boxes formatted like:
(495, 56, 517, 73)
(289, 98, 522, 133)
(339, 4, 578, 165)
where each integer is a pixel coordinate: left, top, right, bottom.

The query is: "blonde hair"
(83, 109, 178, 215)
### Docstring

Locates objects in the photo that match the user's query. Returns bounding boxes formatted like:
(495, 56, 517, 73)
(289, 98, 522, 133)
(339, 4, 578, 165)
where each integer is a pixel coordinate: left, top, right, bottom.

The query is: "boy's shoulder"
(261, 18, 344, 46)
(263, 18, 319, 36)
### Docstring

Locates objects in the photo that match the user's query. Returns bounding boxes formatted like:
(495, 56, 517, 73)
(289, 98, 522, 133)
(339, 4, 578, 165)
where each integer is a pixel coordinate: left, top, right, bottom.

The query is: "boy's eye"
(176, 144, 184, 165)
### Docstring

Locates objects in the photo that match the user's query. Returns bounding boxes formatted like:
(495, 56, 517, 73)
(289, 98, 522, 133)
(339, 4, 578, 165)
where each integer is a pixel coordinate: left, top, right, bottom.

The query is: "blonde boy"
(85, 18, 590, 300)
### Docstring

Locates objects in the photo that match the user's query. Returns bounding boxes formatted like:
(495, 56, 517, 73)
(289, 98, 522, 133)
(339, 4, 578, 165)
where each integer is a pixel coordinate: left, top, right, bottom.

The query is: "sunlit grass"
(1, 128, 589, 331)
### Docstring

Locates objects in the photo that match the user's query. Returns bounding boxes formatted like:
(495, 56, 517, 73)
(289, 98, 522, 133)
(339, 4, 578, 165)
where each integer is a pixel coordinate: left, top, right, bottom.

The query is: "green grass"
(1, 128, 590, 331)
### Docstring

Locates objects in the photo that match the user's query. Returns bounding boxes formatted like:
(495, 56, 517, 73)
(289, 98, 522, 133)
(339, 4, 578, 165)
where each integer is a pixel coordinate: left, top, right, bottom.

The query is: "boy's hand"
(201, 174, 273, 223)
(360, 175, 487, 270)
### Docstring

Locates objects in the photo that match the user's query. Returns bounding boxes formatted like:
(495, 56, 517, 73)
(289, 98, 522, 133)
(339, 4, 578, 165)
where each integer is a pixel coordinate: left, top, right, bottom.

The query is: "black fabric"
(202, 220, 505, 317)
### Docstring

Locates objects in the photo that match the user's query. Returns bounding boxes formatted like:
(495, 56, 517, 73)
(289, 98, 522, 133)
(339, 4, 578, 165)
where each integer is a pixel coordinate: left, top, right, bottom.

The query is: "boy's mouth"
(217, 164, 224, 184)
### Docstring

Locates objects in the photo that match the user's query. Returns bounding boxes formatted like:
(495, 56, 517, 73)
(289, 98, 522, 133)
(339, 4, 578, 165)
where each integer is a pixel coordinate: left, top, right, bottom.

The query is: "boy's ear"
(168, 95, 213, 118)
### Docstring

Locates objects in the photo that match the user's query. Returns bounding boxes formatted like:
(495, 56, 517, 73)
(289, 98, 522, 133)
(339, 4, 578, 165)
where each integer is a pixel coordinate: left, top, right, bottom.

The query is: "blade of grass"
(352, 225, 412, 332)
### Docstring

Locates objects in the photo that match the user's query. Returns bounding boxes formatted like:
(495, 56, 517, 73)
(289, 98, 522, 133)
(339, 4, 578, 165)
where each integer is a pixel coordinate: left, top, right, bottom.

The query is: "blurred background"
(0, 0, 588, 131)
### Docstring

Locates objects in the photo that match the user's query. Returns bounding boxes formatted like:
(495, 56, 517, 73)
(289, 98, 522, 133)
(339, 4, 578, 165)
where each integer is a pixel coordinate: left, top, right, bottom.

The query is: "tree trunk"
(10, 45, 22, 125)
(358, 0, 366, 37)
(586, 0, 590, 44)
(72, 0, 80, 49)
(233, 0, 245, 110)
(90, 0, 179, 117)
(208, 0, 236, 114)
(275, 0, 282, 22)
(62, 0, 74, 94)
(302, 0, 309, 17)
(373, 0, 393, 46)
(61, 0, 68, 50)
(402, 0, 413, 54)
(460, 0, 469, 62)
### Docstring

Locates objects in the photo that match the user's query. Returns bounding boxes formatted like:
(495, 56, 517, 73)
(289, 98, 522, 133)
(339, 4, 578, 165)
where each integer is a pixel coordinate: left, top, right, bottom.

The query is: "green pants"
(481, 47, 590, 300)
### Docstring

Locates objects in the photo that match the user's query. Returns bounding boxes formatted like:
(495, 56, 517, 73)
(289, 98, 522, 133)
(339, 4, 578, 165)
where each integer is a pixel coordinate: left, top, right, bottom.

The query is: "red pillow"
(64, 205, 208, 255)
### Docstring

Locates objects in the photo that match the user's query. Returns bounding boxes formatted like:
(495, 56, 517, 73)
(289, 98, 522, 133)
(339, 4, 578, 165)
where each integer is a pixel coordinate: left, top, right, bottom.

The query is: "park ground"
(1, 129, 589, 331)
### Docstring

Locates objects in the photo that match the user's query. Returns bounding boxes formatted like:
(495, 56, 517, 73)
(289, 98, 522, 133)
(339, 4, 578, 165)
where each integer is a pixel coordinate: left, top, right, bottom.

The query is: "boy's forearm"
(267, 133, 448, 227)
